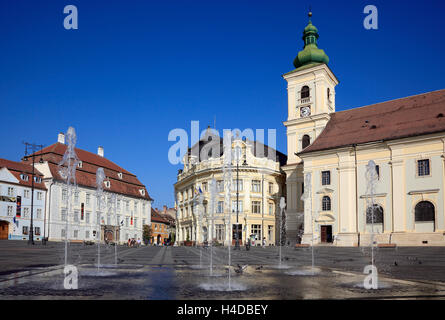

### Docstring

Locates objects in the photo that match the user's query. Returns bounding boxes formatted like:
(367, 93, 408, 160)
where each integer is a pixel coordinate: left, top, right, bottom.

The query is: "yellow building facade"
(174, 131, 286, 246)
(283, 13, 445, 246)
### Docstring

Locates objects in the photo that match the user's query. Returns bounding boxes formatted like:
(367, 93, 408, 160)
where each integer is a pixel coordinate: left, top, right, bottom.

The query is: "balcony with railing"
(298, 96, 312, 105)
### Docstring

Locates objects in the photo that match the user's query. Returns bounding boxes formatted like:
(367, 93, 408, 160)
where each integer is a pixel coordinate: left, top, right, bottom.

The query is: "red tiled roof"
(0, 158, 47, 190)
(22, 142, 152, 200)
(151, 208, 170, 224)
(299, 89, 445, 155)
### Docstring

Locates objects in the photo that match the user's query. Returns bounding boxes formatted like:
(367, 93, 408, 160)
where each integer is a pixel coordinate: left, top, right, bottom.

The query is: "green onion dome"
(293, 11, 329, 69)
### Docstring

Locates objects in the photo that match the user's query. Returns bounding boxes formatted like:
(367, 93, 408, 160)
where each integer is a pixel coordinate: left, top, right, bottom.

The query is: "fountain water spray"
(96, 167, 106, 272)
(222, 132, 233, 290)
(301, 172, 316, 274)
(208, 178, 217, 276)
(279, 197, 286, 268)
(58, 127, 80, 266)
(364, 160, 379, 289)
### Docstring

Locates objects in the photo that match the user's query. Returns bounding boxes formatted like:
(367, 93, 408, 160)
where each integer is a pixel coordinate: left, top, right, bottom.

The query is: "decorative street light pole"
(234, 145, 247, 250)
(23, 142, 44, 245)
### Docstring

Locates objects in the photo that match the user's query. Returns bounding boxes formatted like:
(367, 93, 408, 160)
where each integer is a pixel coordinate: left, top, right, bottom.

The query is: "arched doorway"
(0, 221, 8, 240)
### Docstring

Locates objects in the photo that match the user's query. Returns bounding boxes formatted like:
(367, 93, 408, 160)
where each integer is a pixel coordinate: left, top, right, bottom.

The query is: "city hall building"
(175, 129, 287, 246)
(283, 13, 445, 246)
(22, 132, 153, 244)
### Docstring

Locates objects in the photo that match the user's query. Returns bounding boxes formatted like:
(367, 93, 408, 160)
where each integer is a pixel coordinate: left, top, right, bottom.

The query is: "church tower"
(283, 11, 339, 244)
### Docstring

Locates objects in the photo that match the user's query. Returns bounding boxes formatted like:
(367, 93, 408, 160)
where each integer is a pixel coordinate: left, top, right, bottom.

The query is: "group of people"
(127, 238, 142, 247)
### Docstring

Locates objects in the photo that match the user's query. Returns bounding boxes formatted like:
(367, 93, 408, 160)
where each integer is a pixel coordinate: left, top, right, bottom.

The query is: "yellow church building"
(283, 12, 445, 246)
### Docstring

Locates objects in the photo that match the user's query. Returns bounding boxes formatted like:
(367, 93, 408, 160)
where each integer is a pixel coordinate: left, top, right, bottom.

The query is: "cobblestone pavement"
(1, 241, 445, 283)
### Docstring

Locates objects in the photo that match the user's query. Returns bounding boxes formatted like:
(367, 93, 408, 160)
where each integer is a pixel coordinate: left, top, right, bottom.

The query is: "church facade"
(283, 13, 445, 246)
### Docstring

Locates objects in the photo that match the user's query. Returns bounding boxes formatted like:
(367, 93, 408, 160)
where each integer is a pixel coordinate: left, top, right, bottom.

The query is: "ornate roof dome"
(293, 11, 329, 70)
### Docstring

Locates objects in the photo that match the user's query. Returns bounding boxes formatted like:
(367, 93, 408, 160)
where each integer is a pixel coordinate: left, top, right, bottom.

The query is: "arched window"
(301, 86, 310, 99)
(415, 201, 435, 222)
(327, 88, 330, 101)
(366, 204, 383, 224)
(302, 135, 311, 149)
(322, 196, 331, 211)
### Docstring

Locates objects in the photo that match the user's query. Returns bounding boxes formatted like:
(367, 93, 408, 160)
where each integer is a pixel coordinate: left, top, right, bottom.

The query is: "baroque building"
(174, 129, 287, 246)
(284, 12, 445, 246)
(22, 132, 153, 244)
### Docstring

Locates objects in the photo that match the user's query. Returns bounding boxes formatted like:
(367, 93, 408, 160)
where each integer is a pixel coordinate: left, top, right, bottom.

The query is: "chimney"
(58, 133, 65, 144)
(163, 205, 167, 213)
(97, 146, 104, 157)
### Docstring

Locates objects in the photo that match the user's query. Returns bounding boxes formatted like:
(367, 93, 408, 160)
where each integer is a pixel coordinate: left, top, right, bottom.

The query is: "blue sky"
(0, 0, 444, 208)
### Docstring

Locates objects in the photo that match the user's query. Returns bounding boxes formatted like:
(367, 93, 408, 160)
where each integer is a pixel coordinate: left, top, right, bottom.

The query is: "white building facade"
(0, 159, 46, 241)
(23, 133, 152, 244)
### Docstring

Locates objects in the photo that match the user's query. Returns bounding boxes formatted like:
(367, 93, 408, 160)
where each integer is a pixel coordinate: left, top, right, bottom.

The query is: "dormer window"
(77, 161, 83, 168)
(34, 176, 42, 183)
(104, 181, 111, 188)
(140, 189, 145, 196)
(118, 172, 123, 179)
(20, 174, 29, 181)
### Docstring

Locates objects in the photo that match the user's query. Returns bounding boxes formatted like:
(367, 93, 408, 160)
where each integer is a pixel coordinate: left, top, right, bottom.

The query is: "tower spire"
(292, 10, 329, 69)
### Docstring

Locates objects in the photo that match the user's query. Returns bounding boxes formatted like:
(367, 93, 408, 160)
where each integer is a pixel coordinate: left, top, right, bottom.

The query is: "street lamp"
(233, 145, 247, 250)
(23, 142, 44, 245)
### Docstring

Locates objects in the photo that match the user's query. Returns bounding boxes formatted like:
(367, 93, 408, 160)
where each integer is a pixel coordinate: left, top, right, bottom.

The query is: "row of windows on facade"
(59, 210, 146, 228)
(319, 198, 436, 224)
(19, 174, 42, 183)
(180, 200, 275, 218)
(6, 206, 43, 219)
(61, 189, 147, 213)
(59, 228, 139, 240)
(304, 160, 431, 187)
(182, 224, 274, 242)
(4, 186, 44, 199)
(21, 226, 41, 235)
(179, 180, 276, 201)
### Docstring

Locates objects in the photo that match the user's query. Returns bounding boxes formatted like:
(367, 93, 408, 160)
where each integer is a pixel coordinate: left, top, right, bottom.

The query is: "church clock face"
(300, 106, 311, 117)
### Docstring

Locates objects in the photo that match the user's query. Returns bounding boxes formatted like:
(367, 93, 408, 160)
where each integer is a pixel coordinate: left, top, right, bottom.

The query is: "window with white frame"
(7, 206, 13, 216)
(202, 182, 208, 192)
(231, 200, 243, 213)
(86, 193, 90, 206)
(268, 203, 274, 215)
(23, 226, 29, 235)
(73, 230, 78, 238)
(269, 182, 274, 194)
(251, 201, 261, 214)
(61, 229, 66, 238)
(37, 209, 42, 219)
(85, 230, 90, 239)
(37, 191, 43, 200)
(216, 224, 225, 241)
(7, 187, 14, 196)
(24, 207, 29, 218)
(125, 217, 129, 227)
(251, 224, 261, 241)
(86, 212, 90, 223)
(20, 174, 28, 181)
(217, 180, 224, 192)
(61, 209, 67, 221)
(126, 201, 129, 211)
(62, 189, 67, 201)
(251, 180, 261, 193)
(74, 192, 79, 204)
(24, 190, 30, 198)
(74, 211, 79, 222)
(35, 227, 41, 235)
(217, 201, 224, 213)
(231, 179, 243, 192)
(134, 218, 138, 228)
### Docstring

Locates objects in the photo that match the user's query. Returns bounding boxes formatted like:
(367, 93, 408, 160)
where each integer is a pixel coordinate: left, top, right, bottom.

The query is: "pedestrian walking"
(262, 237, 266, 248)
